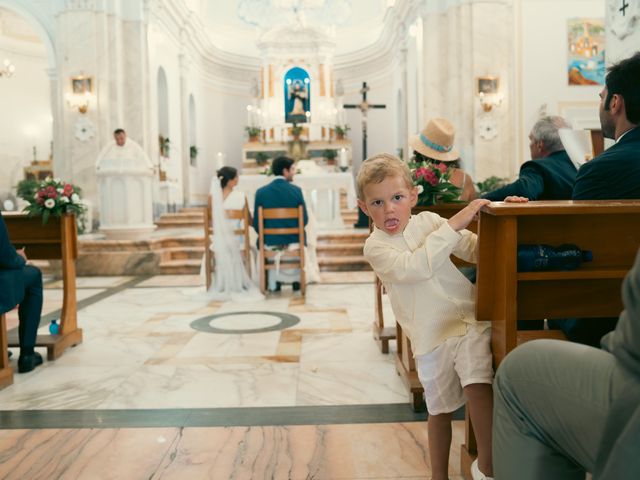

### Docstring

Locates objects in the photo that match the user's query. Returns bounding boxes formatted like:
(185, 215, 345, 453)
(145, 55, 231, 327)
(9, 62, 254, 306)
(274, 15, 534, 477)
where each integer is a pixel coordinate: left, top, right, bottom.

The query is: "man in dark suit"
(0, 211, 44, 373)
(557, 52, 640, 346)
(573, 51, 640, 200)
(483, 115, 577, 201)
(253, 156, 308, 291)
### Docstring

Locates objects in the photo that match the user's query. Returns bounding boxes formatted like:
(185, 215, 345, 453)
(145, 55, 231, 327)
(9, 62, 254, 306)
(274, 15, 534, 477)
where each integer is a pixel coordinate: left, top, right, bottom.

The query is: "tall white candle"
(339, 148, 348, 167)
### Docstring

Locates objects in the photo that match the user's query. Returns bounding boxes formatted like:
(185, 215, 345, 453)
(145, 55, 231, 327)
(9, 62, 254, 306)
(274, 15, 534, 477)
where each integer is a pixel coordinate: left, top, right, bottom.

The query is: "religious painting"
(567, 18, 605, 86)
(477, 77, 499, 95)
(284, 67, 310, 124)
(71, 76, 92, 94)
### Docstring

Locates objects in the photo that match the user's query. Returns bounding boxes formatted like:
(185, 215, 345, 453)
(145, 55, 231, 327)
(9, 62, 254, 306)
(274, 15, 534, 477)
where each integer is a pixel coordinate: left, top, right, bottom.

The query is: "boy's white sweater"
(363, 211, 489, 356)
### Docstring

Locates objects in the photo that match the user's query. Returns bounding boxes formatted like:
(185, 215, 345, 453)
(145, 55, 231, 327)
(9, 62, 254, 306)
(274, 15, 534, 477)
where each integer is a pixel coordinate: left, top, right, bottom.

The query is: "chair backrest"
(204, 196, 252, 290)
(257, 205, 306, 294)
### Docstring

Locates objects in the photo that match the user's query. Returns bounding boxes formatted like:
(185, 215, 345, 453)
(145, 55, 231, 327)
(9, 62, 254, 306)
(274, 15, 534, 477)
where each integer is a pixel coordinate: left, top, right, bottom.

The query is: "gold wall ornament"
(268, 65, 274, 97)
(319, 64, 325, 97)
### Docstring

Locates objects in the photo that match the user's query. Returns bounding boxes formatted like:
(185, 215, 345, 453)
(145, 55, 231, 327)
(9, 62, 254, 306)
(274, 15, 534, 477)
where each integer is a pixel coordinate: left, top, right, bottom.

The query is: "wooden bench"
(3, 213, 83, 367)
(460, 200, 640, 479)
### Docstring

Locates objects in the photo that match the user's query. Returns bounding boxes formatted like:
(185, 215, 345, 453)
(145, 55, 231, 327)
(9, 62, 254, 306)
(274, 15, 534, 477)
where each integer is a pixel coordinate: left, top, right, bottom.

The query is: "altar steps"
(155, 211, 205, 229)
(316, 231, 371, 272)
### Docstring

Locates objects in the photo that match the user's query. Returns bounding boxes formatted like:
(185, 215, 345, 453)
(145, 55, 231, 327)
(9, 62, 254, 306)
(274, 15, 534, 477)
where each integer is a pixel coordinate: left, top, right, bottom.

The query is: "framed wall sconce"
(67, 76, 93, 114)
(477, 76, 502, 112)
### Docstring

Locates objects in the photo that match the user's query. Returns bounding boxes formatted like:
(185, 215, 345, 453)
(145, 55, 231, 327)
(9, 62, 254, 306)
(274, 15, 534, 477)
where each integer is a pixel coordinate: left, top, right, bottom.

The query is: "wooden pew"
(460, 200, 640, 480)
(373, 203, 475, 410)
(0, 314, 12, 388)
(3, 213, 83, 364)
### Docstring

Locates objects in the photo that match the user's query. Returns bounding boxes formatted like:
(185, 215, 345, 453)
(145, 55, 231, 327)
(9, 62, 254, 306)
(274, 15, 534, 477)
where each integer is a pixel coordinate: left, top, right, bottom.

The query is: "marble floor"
(0, 272, 466, 479)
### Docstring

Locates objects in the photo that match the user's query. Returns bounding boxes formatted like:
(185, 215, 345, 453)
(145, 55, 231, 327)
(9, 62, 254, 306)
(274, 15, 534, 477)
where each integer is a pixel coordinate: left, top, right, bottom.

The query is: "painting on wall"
(567, 18, 605, 86)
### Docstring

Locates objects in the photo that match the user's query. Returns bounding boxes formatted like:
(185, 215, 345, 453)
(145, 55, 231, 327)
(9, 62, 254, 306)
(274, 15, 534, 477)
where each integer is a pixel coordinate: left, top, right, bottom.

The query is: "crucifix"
(619, 0, 629, 16)
(343, 81, 387, 227)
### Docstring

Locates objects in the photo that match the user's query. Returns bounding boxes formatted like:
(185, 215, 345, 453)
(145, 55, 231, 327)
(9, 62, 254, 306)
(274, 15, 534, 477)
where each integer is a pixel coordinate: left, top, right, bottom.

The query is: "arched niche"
(0, 5, 55, 197)
(188, 93, 197, 166)
(157, 67, 170, 157)
(284, 67, 310, 124)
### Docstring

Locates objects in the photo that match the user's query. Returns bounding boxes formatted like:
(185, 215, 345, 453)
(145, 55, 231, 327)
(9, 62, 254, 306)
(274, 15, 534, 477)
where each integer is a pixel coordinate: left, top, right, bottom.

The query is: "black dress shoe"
(7, 350, 12, 359)
(18, 352, 43, 374)
(292, 281, 301, 292)
(269, 281, 282, 292)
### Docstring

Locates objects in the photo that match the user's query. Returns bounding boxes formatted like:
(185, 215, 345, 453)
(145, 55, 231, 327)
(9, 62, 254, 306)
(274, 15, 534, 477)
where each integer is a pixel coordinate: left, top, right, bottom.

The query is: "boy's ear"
(357, 199, 369, 217)
(410, 186, 418, 207)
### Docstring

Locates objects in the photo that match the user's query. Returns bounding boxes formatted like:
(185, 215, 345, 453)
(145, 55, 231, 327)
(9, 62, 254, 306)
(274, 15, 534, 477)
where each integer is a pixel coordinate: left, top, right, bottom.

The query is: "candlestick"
(338, 148, 348, 168)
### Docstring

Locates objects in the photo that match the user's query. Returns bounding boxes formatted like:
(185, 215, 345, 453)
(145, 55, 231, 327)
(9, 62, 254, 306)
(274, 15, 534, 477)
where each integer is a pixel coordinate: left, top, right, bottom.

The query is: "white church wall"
(519, 0, 605, 165)
(605, 0, 640, 63)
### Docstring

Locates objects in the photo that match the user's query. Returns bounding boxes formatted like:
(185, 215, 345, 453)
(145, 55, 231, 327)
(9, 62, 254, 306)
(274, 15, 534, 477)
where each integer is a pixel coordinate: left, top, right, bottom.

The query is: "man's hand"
(504, 196, 529, 203)
(448, 199, 491, 232)
(16, 247, 27, 261)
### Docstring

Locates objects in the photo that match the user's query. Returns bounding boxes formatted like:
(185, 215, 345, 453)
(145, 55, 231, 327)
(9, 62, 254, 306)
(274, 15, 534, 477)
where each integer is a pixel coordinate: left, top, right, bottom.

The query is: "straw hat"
(409, 118, 460, 162)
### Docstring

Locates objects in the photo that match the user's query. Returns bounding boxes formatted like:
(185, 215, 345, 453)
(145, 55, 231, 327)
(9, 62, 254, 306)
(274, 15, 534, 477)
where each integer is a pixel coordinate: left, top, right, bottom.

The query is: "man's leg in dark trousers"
(18, 265, 43, 353)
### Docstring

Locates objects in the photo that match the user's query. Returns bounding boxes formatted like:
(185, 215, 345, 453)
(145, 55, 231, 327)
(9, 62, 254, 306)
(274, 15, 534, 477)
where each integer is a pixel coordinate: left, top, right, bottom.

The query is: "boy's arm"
(451, 229, 478, 264)
(364, 221, 461, 284)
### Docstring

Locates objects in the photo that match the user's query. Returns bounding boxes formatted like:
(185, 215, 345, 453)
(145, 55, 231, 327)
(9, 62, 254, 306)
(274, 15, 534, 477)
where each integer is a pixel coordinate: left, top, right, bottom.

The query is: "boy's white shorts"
(415, 325, 493, 416)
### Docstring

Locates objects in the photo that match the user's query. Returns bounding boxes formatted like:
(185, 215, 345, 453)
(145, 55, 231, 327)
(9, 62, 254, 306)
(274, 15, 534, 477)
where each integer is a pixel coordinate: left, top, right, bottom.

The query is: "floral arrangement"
(19, 177, 85, 224)
(409, 160, 462, 206)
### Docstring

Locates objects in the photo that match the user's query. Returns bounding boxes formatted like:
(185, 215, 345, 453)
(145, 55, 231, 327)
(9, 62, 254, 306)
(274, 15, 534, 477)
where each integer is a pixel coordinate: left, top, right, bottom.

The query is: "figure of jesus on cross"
(343, 81, 386, 227)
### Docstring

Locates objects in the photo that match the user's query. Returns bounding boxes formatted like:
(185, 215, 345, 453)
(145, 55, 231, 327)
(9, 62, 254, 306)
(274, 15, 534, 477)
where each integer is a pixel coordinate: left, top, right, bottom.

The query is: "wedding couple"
(205, 157, 310, 301)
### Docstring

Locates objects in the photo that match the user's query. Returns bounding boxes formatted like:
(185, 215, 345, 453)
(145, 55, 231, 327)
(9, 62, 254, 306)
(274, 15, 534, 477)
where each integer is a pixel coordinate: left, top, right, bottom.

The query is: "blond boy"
(357, 153, 493, 480)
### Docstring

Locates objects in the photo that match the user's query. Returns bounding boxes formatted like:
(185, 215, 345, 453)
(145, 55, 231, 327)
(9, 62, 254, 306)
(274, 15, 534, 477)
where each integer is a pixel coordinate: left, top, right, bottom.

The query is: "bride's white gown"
(205, 180, 263, 302)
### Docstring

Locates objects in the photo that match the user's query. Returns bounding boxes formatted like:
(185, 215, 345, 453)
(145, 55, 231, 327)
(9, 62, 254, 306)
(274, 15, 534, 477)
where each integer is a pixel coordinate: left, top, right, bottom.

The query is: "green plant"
(324, 149, 337, 160)
(245, 126, 261, 137)
(255, 152, 270, 166)
(335, 125, 351, 136)
(476, 176, 510, 196)
(291, 124, 303, 136)
(15, 179, 39, 202)
(189, 145, 199, 159)
(18, 177, 86, 224)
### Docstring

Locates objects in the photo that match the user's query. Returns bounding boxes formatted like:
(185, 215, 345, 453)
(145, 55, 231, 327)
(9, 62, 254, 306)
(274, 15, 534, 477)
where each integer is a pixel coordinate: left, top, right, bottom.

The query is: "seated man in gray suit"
(483, 115, 577, 201)
(253, 156, 308, 291)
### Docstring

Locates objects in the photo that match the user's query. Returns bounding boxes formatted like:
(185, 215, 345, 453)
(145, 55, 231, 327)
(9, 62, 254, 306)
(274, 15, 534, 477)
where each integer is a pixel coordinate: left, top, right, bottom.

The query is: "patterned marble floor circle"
(190, 311, 300, 334)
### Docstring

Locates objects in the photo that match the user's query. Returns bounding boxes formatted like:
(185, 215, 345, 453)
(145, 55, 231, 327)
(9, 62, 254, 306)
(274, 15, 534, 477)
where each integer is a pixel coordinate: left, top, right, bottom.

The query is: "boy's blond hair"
(356, 153, 414, 200)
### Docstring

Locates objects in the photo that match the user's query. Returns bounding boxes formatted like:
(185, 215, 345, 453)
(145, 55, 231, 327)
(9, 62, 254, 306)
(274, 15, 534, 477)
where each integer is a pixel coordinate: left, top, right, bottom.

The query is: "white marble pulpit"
(236, 170, 356, 229)
(96, 138, 156, 239)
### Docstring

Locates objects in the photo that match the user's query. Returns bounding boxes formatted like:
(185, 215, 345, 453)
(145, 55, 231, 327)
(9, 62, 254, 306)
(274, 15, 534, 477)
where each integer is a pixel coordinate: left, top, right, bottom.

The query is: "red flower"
(415, 167, 428, 179)
(63, 184, 73, 196)
(436, 163, 448, 174)
(423, 169, 438, 186)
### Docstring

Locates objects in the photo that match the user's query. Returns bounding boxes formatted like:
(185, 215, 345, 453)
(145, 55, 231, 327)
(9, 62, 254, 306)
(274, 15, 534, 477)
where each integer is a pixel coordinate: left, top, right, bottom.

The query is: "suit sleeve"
(572, 161, 603, 199)
(0, 214, 26, 270)
(483, 162, 545, 201)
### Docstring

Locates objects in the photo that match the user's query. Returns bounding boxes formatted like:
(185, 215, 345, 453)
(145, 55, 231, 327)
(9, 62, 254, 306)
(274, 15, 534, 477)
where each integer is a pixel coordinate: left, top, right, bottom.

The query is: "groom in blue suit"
(253, 156, 308, 291)
(0, 211, 44, 373)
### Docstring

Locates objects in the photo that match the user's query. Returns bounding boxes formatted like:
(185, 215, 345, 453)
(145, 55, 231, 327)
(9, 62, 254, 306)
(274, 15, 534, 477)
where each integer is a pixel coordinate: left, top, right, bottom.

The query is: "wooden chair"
(257, 206, 306, 296)
(203, 196, 252, 290)
(0, 313, 12, 388)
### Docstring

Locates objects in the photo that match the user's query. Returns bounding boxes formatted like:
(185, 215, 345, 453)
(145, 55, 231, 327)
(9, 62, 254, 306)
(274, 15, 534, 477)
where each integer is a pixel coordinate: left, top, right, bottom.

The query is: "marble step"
(318, 255, 372, 272)
(317, 231, 369, 244)
(156, 218, 205, 229)
(160, 212, 205, 221)
(316, 243, 363, 256)
(159, 258, 202, 275)
(162, 246, 205, 261)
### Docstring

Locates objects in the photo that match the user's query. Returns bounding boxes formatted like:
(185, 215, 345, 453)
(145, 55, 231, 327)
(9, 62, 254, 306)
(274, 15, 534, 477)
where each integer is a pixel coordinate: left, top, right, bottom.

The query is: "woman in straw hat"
(409, 118, 477, 201)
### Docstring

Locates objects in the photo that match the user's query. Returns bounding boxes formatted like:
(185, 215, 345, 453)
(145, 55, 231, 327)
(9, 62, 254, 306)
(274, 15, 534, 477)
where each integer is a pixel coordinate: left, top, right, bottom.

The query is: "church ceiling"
(203, 0, 388, 57)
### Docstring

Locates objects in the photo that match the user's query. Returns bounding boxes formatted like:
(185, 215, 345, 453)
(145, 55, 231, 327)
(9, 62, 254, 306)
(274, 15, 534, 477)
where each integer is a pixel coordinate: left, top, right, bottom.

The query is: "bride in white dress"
(206, 167, 263, 301)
